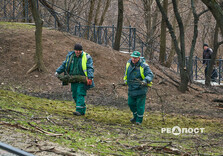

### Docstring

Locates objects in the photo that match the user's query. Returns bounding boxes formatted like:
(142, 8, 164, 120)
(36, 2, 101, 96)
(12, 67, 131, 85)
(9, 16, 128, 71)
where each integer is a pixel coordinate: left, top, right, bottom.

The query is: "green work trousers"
(71, 83, 87, 115)
(128, 94, 146, 123)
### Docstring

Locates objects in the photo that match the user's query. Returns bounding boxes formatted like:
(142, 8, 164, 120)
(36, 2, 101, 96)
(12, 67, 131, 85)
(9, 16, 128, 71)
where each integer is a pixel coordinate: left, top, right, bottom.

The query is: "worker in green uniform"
(124, 51, 153, 125)
(55, 44, 94, 116)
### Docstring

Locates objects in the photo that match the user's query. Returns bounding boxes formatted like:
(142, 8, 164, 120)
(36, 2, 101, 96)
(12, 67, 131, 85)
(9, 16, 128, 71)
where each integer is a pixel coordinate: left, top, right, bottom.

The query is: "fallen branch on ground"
(28, 122, 63, 136)
(0, 121, 30, 131)
(31, 115, 57, 125)
(27, 141, 76, 156)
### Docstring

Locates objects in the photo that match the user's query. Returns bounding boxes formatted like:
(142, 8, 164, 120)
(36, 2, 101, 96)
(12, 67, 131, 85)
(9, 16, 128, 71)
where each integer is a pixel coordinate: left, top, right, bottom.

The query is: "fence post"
(54, 17, 57, 29)
(195, 56, 198, 80)
(25, 0, 29, 22)
(133, 28, 136, 51)
(36, 0, 39, 10)
(79, 22, 81, 37)
(141, 42, 144, 56)
(3, 0, 6, 18)
(74, 25, 77, 36)
(190, 57, 194, 81)
(105, 27, 108, 45)
(87, 25, 90, 40)
(93, 24, 96, 42)
(13, 0, 15, 20)
(66, 12, 70, 32)
(129, 25, 132, 52)
(112, 25, 115, 48)
(219, 59, 222, 84)
(98, 26, 101, 44)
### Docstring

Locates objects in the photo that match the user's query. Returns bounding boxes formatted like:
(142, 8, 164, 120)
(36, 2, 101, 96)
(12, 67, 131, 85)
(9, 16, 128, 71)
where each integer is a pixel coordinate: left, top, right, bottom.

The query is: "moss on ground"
(0, 22, 35, 29)
(0, 89, 222, 155)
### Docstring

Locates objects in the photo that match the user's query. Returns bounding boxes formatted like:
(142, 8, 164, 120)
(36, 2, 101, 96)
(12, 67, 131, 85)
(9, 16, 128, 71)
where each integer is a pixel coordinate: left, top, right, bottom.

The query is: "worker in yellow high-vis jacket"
(55, 44, 94, 116)
(124, 51, 153, 125)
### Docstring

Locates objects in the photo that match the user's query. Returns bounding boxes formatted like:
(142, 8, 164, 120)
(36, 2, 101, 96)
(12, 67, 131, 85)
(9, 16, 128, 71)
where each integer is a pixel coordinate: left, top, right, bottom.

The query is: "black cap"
(74, 44, 83, 51)
(203, 43, 208, 47)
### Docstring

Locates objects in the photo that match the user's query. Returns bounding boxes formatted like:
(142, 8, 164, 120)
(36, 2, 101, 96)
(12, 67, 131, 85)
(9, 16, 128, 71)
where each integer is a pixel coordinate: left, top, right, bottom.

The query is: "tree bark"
(99, 0, 111, 26)
(149, 4, 159, 60)
(205, 23, 223, 86)
(94, 0, 102, 25)
(201, 0, 223, 37)
(155, 0, 203, 92)
(113, 0, 124, 51)
(165, 15, 176, 68)
(87, 0, 96, 25)
(159, 0, 168, 65)
(27, 0, 47, 73)
(143, 0, 158, 60)
(39, 0, 62, 29)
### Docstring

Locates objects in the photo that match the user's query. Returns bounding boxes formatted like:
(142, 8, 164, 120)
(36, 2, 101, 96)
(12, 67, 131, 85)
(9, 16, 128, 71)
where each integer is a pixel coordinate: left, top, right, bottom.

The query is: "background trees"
(27, 0, 47, 73)
(8, 0, 222, 91)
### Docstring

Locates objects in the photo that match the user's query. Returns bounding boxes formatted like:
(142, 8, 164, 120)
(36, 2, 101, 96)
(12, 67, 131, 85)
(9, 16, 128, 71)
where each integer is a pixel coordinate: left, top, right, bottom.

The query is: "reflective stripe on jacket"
(56, 51, 94, 89)
(124, 60, 153, 86)
(123, 58, 153, 96)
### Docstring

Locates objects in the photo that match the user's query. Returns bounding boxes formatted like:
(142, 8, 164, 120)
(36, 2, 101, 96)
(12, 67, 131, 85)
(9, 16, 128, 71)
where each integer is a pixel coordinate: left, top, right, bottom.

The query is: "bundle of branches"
(57, 75, 87, 84)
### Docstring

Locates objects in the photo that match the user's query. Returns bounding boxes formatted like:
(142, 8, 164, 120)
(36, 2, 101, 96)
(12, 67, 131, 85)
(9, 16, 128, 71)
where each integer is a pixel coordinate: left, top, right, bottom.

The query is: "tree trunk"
(159, 0, 168, 65)
(99, 0, 111, 26)
(165, 0, 193, 68)
(156, 0, 200, 93)
(87, 0, 96, 25)
(39, 0, 62, 29)
(205, 23, 223, 86)
(27, 0, 47, 73)
(143, 0, 153, 59)
(113, 0, 124, 51)
(179, 68, 189, 92)
(165, 15, 176, 68)
(94, 0, 102, 25)
(22, 0, 25, 22)
(149, 4, 159, 60)
(201, 0, 223, 37)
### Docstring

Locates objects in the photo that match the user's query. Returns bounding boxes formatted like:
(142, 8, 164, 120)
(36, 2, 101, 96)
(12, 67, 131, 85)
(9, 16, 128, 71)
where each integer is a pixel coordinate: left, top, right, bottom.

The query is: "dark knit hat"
(74, 44, 83, 51)
(203, 43, 208, 47)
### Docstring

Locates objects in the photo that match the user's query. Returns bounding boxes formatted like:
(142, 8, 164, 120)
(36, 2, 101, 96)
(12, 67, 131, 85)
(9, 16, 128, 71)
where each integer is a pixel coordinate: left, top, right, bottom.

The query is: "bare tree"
(39, 0, 62, 29)
(155, 0, 207, 92)
(159, 0, 168, 65)
(142, 0, 159, 60)
(87, 0, 96, 25)
(205, 23, 223, 86)
(113, 0, 124, 51)
(99, 0, 111, 26)
(94, 0, 102, 25)
(165, 0, 193, 68)
(27, 0, 47, 73)
(201, 0, 223, 37)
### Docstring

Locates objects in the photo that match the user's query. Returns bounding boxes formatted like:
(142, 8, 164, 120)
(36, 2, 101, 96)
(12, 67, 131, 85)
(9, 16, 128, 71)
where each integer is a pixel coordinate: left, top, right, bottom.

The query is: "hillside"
(0, 22, 222, 118)
(0, 22, 223, 155)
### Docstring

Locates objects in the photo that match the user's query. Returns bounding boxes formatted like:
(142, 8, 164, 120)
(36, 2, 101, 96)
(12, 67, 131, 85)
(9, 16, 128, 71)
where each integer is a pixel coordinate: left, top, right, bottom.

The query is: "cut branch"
(28, 122, 63, 136)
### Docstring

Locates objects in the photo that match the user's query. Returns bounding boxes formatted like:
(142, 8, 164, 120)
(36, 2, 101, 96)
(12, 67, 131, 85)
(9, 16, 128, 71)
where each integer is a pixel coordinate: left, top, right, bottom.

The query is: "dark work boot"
(130, 118, 136, 123)
(136, 122, 141, 125)
(73, 111, 82, 116)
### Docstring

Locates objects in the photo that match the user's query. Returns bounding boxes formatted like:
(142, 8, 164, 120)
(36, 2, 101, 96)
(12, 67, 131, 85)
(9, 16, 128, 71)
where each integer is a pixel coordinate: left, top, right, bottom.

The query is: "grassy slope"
(0, 89, 222, 155)
(0, 22, 222, 155)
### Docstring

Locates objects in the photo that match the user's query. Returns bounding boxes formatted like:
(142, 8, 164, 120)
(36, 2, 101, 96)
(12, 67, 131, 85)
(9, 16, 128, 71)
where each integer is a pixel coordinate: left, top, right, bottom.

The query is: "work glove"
(141, 80, 147, 86)
(87, 79, 92, 86)
(55, 72, 59, 77)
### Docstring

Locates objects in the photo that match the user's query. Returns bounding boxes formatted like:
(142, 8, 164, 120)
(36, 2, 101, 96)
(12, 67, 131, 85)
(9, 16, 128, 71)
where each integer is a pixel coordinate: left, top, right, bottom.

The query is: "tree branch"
(198, 9, 209, 17)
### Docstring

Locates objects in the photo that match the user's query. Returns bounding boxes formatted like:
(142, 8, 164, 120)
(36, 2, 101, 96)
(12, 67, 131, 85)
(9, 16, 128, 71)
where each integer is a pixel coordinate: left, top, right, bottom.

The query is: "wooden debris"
(28, 122, 63, 136)
(57, 75, 87, 84)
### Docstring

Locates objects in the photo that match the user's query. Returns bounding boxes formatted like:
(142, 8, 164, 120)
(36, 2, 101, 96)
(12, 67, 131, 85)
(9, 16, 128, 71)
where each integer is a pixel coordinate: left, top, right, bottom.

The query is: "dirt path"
(0, 126, 92, 156)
